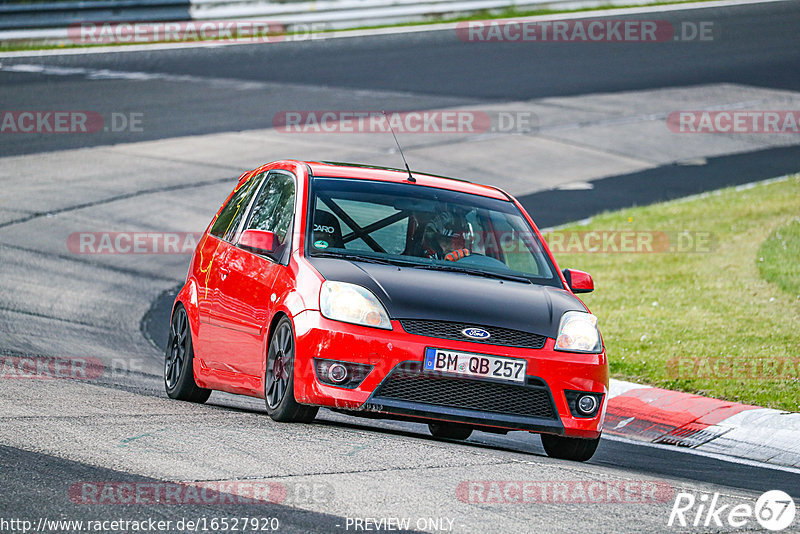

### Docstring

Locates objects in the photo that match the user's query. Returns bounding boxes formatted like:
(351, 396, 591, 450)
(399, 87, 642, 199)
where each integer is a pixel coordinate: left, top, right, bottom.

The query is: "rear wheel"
(540, 434, 600, 462)
(428, 422, 473, 440)
(164, 304, 211, 403)
(265, 317, 318, 423)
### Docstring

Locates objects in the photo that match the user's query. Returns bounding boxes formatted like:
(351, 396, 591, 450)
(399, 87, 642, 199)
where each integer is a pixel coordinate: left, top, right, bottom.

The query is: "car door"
(195, 171, 265, 371)
(211, 170, 297, 381)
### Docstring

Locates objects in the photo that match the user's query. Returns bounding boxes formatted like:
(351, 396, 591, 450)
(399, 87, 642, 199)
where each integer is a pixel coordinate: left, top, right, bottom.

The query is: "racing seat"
(313, 210, 345, 249)
(402, 213, 429, 257)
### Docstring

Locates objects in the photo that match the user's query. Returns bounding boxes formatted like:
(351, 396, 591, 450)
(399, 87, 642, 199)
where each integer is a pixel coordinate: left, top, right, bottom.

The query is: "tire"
(428, 422, 473, 440)
(164, 304, 211, 403)
(265, 317, 318, 423)
(540, 433, 600, 462)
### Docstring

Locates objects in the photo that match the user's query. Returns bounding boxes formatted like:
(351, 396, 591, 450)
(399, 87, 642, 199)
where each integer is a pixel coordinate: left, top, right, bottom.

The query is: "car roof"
(304, 161, 510, 201)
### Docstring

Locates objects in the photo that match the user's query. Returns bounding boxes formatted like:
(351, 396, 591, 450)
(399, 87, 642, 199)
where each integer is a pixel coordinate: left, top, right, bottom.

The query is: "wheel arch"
(262, 310, 292, 380)
(267, 310, 291, 344)
(261, 288, 307, 377)
(173, 278, 200, 341)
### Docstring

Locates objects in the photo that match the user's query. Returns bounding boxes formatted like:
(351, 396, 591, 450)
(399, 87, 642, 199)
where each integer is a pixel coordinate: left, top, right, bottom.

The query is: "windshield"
(307, 177, 561, 287)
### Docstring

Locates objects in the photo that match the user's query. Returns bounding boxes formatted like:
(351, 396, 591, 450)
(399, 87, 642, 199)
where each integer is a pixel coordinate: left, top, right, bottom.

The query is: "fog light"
(313, 359, 373, 389)
(577, 394, 598, 416)
(328, 363, 348, 383)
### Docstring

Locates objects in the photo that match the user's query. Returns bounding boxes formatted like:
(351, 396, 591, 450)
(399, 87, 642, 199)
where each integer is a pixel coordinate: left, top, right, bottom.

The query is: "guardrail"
(191, 0, 560, 28)
(0, 0, 191, 30)
(0, 0, 691, 39)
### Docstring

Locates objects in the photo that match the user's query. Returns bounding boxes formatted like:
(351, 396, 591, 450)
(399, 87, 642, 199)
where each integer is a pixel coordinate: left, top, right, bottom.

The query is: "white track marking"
(603, 434, 800, 475)
(1, 63, 276, 89)
(0, 62, 427, 97)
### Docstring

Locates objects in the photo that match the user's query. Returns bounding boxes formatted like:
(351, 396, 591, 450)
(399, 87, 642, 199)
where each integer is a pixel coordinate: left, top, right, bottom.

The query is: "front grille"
(373, 362, 556, 419)
(400, 319, 547, 349)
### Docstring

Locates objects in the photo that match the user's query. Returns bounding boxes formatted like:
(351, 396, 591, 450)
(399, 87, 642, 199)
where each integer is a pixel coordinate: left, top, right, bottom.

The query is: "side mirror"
(238, 229, 276, 255)
(562, 269, 594, 294)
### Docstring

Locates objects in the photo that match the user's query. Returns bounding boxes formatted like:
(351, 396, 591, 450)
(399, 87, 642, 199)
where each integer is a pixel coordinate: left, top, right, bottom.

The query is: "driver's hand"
(444, 249, 470, 262)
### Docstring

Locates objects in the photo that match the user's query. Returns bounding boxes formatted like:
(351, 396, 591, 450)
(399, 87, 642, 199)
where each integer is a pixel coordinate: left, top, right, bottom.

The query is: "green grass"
(758, 217, 800, 298)
(0, 0, 716, 52)
(546, 175, 800, 412)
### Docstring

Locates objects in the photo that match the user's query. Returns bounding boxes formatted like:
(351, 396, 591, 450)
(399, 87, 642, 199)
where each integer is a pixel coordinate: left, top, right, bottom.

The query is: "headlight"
(554, 311, 602, 353)
(320, 281, 392, 330)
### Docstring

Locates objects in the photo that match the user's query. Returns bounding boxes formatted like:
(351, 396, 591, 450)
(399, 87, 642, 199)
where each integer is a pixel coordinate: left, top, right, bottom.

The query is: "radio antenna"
(382, 110, 416, 183)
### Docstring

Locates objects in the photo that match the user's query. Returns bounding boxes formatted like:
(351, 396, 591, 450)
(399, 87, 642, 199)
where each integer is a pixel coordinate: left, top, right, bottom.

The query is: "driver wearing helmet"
(422, 206, 472, 261)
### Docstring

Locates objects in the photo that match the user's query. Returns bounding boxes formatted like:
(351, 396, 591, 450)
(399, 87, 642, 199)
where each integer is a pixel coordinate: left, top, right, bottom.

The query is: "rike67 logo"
(669, 490, 796, 531)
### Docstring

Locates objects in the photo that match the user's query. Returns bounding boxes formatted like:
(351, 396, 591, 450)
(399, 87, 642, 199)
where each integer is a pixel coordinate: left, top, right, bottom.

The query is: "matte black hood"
(308, 257, 587, 339)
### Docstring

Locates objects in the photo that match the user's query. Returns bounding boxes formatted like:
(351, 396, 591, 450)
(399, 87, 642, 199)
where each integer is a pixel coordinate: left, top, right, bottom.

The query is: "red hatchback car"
(165, 160, 608, 461)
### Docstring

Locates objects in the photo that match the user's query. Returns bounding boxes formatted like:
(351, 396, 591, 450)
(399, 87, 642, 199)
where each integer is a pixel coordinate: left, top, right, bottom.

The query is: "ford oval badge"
(461, 327, 491, 340)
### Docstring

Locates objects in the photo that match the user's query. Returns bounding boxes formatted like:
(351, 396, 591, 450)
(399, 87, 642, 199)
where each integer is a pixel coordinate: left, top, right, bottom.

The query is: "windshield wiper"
(310, 250, 399, 266)
(413, 263, 532, 284)
(311, 251, 531, 283)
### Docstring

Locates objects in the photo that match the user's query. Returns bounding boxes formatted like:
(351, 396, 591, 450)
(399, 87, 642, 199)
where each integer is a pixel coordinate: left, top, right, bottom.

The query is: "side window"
(312, 198, 407, 254)
(244, 171, 296, 260)
(488, 211, 546, 277)
(209, 173, 265, 242)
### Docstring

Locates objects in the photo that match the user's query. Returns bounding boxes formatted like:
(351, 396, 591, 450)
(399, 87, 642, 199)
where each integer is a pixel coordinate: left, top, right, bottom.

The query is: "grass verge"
(545, 175, 800, 411)
(758, 217, 800, 299)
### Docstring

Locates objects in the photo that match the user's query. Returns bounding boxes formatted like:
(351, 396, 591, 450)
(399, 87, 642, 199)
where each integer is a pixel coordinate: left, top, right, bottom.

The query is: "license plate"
(423, 348, 526, 383)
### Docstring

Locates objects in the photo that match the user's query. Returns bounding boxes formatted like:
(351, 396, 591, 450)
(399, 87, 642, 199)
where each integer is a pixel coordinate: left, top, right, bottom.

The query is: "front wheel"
(164, 304, 211, 403)
(540, 434, 600, 462)
(264, 317, 318, 423)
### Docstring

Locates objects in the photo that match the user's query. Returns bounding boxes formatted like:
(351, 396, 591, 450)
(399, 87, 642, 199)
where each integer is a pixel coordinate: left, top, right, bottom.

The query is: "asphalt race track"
(1, 0, 800, 157)
(1, 1, 799, 532)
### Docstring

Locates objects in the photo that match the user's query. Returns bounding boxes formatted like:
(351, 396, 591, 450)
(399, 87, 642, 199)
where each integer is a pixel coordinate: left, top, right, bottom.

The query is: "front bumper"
(291, 310, 608, 439)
